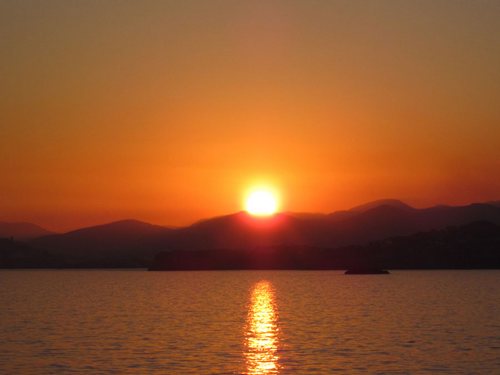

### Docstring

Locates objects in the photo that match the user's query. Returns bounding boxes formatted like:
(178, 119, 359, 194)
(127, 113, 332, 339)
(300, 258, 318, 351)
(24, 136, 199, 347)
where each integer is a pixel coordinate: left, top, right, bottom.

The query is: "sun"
(245, 189, 279, 216)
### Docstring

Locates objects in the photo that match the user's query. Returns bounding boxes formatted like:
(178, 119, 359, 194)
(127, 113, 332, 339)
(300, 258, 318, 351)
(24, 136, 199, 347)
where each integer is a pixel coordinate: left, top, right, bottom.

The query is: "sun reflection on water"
(245, 280, 280, 374)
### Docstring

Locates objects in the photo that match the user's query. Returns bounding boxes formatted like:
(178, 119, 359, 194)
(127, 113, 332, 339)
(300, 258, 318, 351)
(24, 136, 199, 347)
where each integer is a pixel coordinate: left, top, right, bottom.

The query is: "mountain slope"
(0, 222, 55, 241)
(31, 220, 172, 262)
(348, 199, 414, 213)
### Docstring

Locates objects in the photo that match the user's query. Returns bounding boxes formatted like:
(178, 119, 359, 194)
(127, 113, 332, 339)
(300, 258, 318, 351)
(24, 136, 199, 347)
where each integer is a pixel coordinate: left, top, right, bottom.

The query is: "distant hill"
(150, 221, 500, 270)
(31, 220, 172, 265)
(0, 222, 55, 241)
(347, 199, 414, 213)
(20, 200, 500, 268)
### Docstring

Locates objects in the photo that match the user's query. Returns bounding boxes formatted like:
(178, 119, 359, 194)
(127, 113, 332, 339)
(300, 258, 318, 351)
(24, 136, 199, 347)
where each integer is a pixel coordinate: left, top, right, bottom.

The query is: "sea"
(1, 270, 499, 374)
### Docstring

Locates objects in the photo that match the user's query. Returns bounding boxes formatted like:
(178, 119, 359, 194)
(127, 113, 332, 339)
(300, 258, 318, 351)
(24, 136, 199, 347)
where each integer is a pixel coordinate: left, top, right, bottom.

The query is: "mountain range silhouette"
(2, 199, 500, 268)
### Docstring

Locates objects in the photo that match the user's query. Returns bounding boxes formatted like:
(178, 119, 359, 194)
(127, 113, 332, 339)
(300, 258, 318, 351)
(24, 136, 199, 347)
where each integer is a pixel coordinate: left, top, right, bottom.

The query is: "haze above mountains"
(2, 200, 500, 264)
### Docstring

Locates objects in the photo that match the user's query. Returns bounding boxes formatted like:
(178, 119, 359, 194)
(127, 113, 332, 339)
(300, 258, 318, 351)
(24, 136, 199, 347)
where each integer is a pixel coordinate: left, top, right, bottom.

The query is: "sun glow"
(245, 189, 279, 216)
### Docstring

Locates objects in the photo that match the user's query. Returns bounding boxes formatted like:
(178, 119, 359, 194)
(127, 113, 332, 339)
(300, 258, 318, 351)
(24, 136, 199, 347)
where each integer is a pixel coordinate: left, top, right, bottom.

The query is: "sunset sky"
(1, 0, 499, 231)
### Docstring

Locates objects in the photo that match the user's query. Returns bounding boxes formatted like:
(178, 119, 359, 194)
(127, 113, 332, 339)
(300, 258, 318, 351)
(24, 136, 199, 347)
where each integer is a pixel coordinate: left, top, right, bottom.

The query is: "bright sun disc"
(245, 190, 278, 216)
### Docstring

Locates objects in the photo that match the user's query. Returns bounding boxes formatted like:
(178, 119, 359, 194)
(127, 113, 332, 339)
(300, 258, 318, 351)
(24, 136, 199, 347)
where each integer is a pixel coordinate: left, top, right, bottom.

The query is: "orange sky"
(1, 1, 499, 231)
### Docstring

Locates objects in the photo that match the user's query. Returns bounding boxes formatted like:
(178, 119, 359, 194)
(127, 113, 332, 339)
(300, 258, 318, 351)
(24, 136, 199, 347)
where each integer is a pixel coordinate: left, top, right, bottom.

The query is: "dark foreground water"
(0, 270, 499, 374)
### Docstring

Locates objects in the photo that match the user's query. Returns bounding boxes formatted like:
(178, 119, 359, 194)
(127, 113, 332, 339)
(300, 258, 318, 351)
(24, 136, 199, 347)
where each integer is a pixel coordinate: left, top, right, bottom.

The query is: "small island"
(345, 268, 390, 275)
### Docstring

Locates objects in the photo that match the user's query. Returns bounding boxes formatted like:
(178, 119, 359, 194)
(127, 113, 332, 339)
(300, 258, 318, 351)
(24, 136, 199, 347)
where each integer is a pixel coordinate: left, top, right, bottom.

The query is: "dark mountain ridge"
(0, 221, 55, 241)
(158, 202, 500, 251)
(30, 220, 172, 265)
(150, 221, 500, 270)
(150, 222, 500, 271)
(2, 199, 500, 267)
(347, 199, 414, 213)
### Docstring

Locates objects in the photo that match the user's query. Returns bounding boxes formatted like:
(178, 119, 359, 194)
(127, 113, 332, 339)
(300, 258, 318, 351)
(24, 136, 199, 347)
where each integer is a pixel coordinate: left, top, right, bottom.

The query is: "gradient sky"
(1, 0, 499, 231)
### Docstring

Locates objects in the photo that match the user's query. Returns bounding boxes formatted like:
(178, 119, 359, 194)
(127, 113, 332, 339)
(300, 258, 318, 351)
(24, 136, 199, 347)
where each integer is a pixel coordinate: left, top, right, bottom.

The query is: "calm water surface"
(1, 270, 499, 374)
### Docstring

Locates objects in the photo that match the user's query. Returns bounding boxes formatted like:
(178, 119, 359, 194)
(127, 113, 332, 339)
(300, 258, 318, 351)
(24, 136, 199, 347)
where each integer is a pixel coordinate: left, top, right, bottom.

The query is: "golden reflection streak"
(245, 280, 280, 374)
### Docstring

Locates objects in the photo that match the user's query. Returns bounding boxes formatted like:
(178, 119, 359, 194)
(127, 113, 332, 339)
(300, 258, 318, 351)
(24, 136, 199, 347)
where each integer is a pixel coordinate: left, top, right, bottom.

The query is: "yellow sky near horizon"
(1, 0, 499, 231)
